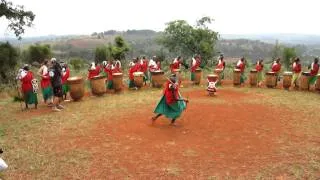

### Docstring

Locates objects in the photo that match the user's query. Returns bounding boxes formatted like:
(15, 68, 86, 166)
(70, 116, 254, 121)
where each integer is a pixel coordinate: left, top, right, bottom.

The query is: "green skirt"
(191, 72, 195, 81)
(292, 73, 300, 85)
(62, 84, 69, 94)
(107, 80, 113, 89)
(257, 72, 263, 83)
(143, 72, 148, 82)
(154, 96, 186, 120)
(240, 73, 246, 84)
(42, 86, 53, 101)
(309, 76, 318, 85)
(128, 80, 135, 88)
(24, 90, 38, 105)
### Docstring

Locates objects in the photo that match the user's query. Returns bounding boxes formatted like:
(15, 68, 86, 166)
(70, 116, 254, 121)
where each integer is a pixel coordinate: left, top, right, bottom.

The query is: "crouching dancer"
(152, 74, 188, 125)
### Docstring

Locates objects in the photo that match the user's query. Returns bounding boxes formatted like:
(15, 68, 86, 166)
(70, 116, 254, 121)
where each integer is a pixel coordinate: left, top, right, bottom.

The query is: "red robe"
(62, 68, 70, 84)
(237, 62, 245, 73)
(41, 72, 51, 89)
(128, 64, 141, 80)
(141, 60, 148, 73)
(191, 58, 201, 72)
(255, 63, 263, 72)
(164, 81, 179, 105)
(271, 63, 281, 73)
(292, 63, 301, 73)
(21, 71, 34, 93)
(310, 63, 319, 76)
(216, 60, 225, 69)
(171, 59, 181, 72)
(88, 66, 101, 79)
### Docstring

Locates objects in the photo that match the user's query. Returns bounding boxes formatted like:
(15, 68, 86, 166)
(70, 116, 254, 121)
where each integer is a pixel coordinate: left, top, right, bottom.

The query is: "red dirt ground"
(53, 88, 298, 179)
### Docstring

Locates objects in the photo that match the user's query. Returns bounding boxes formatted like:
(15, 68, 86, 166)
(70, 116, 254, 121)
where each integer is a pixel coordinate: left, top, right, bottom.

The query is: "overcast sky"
(1, 0, 320, 38)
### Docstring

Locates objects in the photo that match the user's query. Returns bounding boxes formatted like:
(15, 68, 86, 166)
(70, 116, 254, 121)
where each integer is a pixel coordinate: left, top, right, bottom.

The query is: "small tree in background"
(0, 42, 19, 83)
(23, 44, 52, 64)
(94, 45, 107, 63)
(282, 47, 296, 70)
(69, 57, 86, 72)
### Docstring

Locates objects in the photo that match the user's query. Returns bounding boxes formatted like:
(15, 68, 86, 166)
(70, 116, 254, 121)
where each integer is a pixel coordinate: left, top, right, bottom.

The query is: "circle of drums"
(65, 68, 320, 101)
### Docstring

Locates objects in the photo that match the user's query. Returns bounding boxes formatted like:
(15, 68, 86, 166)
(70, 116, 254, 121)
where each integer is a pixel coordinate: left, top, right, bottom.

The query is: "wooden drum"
(67, 76, 85, 101)
(133, 72, 144, 88)
(300, 72, 310, 90)
(214, 68, 223, 83)
(316, 74, 320, 91)
(207, 74, 218, 82)
(194, 68, 202, 85)
(283, 71, 293, 89)
(113, 73, 123, 91)
(266, 72, 276, 88)
(249, 69, 258, 87)
(90, 75, 106, 96)
(233, 69, 241, 85)
(151, 71, 165, 88)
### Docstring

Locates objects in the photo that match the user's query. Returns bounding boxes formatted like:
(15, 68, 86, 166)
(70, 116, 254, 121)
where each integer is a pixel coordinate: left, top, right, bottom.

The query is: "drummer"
(38, 60, 53, 106)
(309, 57, 319, 88)
(103, 60, 117, 90)
(151, 74, 188, 126)
(140, 56, 149, 85)
(128, 58, 142, 90)
(87, 62, 101, 79)
(190, 55, 201, 83)
(170, 56, 183, 73)
(148, 56, 161, 82)
(235, 57, 246, 85)
(292, 57, 302, 88)
(271, 58, 282, 87)
(215, 55, 226, 85)
(255, 58, 264, 87)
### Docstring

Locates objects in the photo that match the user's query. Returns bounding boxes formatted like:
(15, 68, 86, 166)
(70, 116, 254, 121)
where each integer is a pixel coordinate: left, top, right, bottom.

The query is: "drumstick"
(165, 77, 189, 103)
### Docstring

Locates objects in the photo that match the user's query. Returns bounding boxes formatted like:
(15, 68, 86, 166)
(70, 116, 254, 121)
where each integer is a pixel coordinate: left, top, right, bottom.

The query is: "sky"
(1, 0, 320, 38)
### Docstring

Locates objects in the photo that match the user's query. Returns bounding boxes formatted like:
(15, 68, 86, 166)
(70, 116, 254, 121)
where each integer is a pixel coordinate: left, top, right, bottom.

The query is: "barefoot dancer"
(18, 65, 38, 109)
(255, 58, 264, 87)
(152, 74, 189, 125)
(61, 62, 70, 101)
(38, 60, 53, 106)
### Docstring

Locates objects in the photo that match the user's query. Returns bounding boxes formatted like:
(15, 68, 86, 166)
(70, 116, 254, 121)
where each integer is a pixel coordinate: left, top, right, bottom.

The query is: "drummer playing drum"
(215, 55, 226, 85)
(128, 58, 142, 90)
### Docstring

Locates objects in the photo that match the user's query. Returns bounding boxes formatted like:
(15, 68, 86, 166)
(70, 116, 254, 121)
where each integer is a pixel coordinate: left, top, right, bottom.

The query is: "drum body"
(316, 74, 320, 91)
(214, 68, 223, 82)
(249, 69, 258, 86)
(283, 72, 293, 89)
(90, 75, 106, 96)
(67, 77, 85, 101)
(233, 69, 241, 85)
(151, 71, 165, 88)
(113, 73, 123, 91)
(300, 72, 310, 90)
(133, 72, 144, 88)
(266, 72, 276, 88)
(194, 69, 202, 85)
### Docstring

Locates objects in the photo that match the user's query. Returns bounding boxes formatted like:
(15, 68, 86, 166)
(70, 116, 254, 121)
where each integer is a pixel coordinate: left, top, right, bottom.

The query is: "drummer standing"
(170, 56, 182, 73)
(88, 62, 101, 79)
(216, 56, 226, 85)
(128, 58, 142, 90)
(38, 60, 53, 106)
(104, 60, 116, 90)
(255, 58, 264, 87)
(140, 56, 149, 85)
(236, 57, 246, 85)
(190, 55, 201, 83)
(309, 57, 319, 88)
(292, 57, 302, 88)
(271, 58, 282, 87)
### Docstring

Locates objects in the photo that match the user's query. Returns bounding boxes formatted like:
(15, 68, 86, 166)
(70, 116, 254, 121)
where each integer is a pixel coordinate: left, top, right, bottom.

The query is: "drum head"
(302, 72, 310, 76)
(284, 71, 293, 75)
(113, 73, 123, 76)
(234, 69, 241, 72)
(207, 74, 218, 78)
(266, 72, 275, 75)
(133, 72, 143, 76)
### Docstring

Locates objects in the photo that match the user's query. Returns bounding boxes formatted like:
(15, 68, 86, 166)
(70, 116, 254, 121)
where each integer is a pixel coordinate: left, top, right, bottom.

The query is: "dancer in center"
(152, 74, 188, 125)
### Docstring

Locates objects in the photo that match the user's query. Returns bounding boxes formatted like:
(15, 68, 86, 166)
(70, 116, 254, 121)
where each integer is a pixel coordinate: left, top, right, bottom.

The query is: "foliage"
(282, 47, 297, 70)
(23, 44, 52, 64)
(271, 40, 282, 61)
(94, 46, 107, 63)
(0, 0, 35, 39)
(158, 16, 219, 66)
(69, 57, 86, 72)
(0, 42, 19, 83)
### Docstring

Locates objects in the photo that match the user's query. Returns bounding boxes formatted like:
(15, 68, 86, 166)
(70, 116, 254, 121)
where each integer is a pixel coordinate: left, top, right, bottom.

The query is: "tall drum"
(67, 76, 85, 101)
(300, 72, 310, 90)
(113, 73, 123, 91)
(266, 72, 276, 88)
(316, 74, 320, 91)
(233, 69, 241, 85)
(249, 69, 258, 87)
(194, 68, 202, 85)
(173, 69, 182, 80)
(151, 71, 165, 88)
(133, 72, 144, 88)
(90, 75, 106, 96)
(283, 71, 293, 89)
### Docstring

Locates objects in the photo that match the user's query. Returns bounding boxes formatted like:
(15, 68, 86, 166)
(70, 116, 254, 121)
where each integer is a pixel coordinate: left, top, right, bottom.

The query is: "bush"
(69, 58, 86, 72)
(0, 42, 19, 84)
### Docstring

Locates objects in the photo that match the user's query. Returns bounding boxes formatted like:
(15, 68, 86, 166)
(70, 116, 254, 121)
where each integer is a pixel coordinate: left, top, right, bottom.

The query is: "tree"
(282, 47, 296, 70)
(0, 42, 19, 83)
(23, 44, 52, 64)
(94, 46, 107, 63)
(110, 36, 130, 60)
(158, 16, 219, 66)
(0, 0, 35, 39)
(69, 57, 86, 72)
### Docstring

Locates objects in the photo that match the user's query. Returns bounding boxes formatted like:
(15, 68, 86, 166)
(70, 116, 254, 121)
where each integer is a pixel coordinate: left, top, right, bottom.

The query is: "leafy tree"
(282, 47, 296, 70)
(23, 44, 52, 63)
(0, 0, 35, 39)
(94, 45, 107, 63)
(158, 16, 219, 66)
(69, 57, 86, 72)
(110, 36, 130, 60)
(0, 42, 19, 83)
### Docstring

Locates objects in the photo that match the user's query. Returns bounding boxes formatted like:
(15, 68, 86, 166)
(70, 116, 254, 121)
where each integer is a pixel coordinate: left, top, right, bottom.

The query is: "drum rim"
(112, 73, 123, 75)
(67, 76, 83, 81)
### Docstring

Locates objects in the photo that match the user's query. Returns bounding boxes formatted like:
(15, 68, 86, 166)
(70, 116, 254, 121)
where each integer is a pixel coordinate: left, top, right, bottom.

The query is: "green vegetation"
(0, 42, 19, 84)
